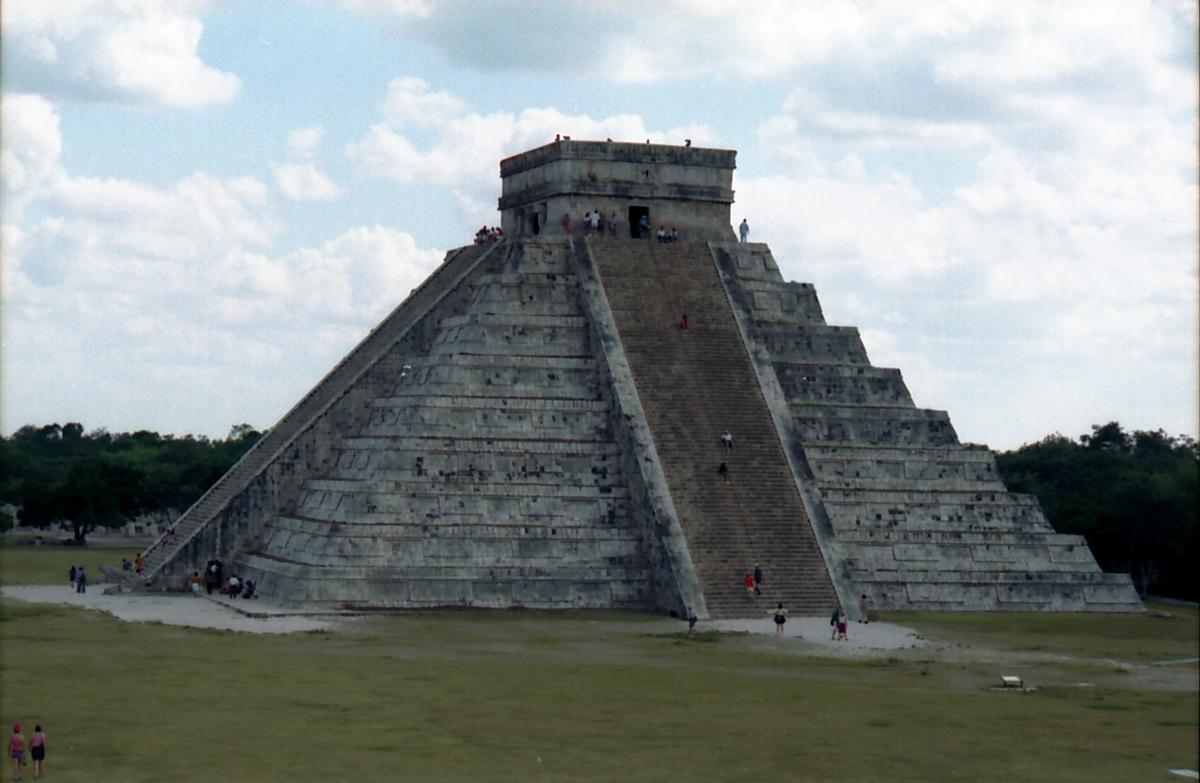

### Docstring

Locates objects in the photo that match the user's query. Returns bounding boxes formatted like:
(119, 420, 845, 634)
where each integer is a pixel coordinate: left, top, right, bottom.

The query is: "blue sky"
(2, 0, 1197, 450)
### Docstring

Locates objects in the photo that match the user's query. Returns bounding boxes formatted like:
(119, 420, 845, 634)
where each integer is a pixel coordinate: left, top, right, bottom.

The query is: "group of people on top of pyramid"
(474, 225, 504, 244)
(560, 210, 621, 237)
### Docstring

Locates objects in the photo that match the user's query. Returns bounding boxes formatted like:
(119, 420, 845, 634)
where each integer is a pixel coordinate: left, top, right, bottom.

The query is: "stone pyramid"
(141, 140, 1141, 617)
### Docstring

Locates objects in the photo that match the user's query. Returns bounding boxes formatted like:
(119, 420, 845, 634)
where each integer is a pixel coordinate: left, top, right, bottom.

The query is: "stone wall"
(712, 241, 1142, 613)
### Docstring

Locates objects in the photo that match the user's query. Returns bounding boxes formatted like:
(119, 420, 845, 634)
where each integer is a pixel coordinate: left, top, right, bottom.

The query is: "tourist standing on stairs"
(754, 563, 763, 597)
(680, 313, 688, 331)
(609, 212, 619, 236)
(718, 462, 729, 481)
(638, 213, 650, 238)
(721, 430, 734, 450)
(743, 573, 755, 600)
(739, 218, 750, 243)
(561, 212, 571, 235)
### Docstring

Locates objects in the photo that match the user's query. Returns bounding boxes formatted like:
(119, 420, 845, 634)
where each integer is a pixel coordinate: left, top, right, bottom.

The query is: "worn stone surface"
(143, 140, 1140, 615)
(712, 241, 1142, 613)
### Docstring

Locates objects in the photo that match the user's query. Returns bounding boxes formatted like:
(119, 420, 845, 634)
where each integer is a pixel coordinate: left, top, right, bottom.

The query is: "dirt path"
(2, 585, 334, 634)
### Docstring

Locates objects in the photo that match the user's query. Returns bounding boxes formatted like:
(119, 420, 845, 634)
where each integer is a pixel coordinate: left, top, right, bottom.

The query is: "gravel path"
(2, 585, 925, 651)
(2, 585, 334, 634)
(706, 616, 926, 653)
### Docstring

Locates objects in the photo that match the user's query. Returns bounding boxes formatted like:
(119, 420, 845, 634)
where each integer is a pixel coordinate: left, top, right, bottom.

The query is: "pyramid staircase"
(587, 239, 837, 618)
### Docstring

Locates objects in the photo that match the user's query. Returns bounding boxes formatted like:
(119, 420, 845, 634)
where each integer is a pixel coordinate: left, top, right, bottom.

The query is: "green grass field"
(2, 545, 1196, 782)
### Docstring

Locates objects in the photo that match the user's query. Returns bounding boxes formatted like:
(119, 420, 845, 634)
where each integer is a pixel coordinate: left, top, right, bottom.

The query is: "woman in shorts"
(29, 726, 44, 779)
(9, 724, 25, 781)
(773, 603, 787, 635)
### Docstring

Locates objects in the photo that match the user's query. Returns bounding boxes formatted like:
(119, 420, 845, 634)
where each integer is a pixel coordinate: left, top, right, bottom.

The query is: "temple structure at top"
(499, 140, 738, 240)
(135, 139, 1142, 617)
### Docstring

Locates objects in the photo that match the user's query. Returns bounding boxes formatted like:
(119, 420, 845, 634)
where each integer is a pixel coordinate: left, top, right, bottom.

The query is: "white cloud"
(347, 81, 717, 211)
(272, 162, 345, 202)
(380, 77, 468, 127)
(4, 140, 438, 435)
(2, 0, 239, 107)
(1, 93, 64, 209)
(286, 127, 324, 160)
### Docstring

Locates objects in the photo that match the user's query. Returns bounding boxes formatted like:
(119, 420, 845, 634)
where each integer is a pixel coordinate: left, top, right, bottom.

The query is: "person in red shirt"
(743, 573, 755, 600)
(9, 724, 25, 781)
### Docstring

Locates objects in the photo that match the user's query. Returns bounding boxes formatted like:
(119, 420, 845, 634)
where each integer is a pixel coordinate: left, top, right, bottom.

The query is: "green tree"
(997, 422, 1199, 600)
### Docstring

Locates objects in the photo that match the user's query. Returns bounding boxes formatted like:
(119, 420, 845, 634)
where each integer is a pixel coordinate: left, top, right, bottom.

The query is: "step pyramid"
(140, 140, 1141, 616)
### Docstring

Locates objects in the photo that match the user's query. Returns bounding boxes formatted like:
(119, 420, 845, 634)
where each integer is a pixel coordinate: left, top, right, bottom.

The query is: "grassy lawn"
(1, 540, 141, 585)
(1, 548, 1196, 782)
(881, 603, 1199, 663)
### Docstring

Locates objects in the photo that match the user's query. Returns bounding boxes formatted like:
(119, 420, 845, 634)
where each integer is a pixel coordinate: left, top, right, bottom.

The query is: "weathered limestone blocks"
(150, 143, 1139, 615)
(757, 325, 872, 365)
(775, 365, 914, 406)
(712, 240, 1140, 612)
(790, 404, 959, 446)
(223, 240, 656, 607)
(241, 553, 652, 609)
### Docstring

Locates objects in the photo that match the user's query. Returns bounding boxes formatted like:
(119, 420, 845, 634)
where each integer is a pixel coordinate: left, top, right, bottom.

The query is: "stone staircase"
(140, 242, 499, 584)
(588, 239, 837, 618)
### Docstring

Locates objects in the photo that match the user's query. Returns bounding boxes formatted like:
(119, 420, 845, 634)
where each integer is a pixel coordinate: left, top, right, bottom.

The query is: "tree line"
(994, 422, 1197, 601)
(1, 420, 1195, 600)
(0, 423, 262, 543)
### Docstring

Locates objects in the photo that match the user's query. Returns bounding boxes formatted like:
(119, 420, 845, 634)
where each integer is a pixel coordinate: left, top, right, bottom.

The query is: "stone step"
(590, 238, 838, 614)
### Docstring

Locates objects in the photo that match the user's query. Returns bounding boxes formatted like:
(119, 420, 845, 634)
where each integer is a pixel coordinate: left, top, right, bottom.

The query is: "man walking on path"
(75, 567, 86, 594)
(739, 218, 750, 243)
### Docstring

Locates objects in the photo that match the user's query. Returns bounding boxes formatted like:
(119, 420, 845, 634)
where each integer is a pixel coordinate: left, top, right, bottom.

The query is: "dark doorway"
(530, 212, 541, 235)
(628, 206, 649, 238)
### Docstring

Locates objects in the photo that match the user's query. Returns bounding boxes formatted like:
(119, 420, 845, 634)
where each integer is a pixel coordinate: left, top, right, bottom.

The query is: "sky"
(1, 0, 1197, 451)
